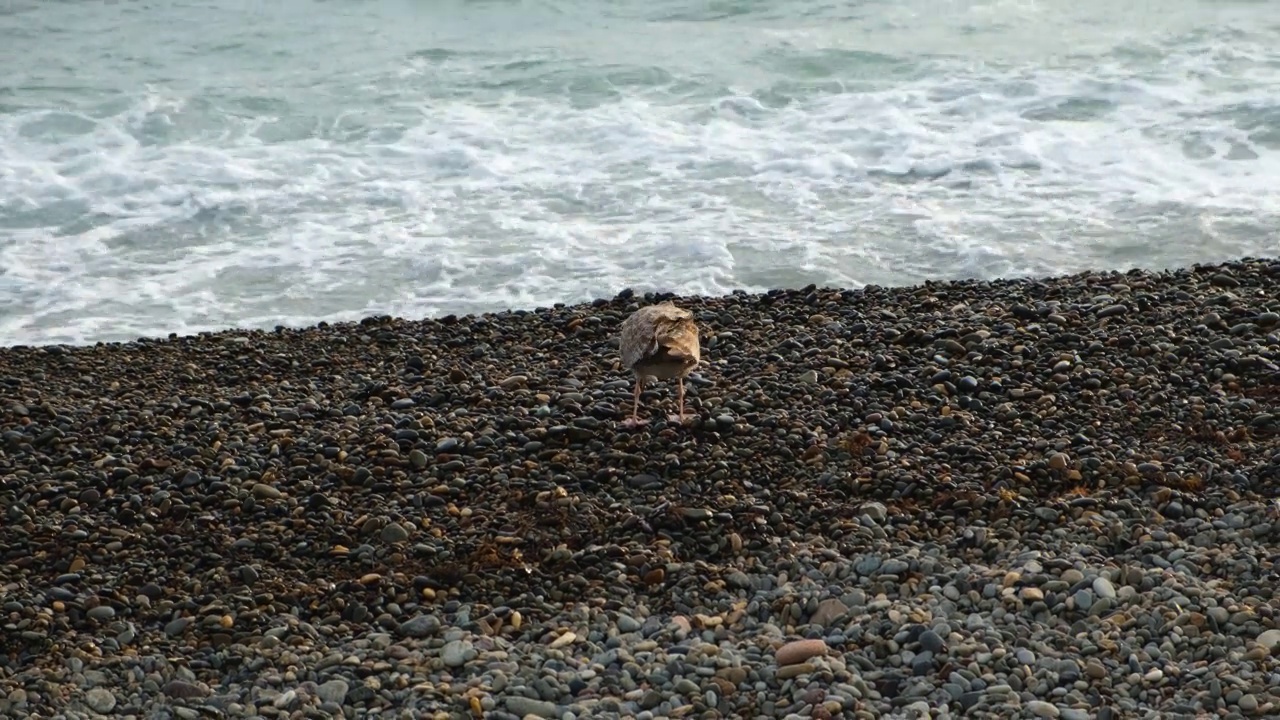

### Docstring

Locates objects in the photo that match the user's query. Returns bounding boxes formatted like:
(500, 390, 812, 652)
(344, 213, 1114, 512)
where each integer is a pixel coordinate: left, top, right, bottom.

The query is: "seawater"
(2, 0, 1278, 345)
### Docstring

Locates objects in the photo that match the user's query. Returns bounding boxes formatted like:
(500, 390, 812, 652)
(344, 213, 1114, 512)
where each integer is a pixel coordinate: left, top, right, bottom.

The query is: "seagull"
(618, 301, 702, 427)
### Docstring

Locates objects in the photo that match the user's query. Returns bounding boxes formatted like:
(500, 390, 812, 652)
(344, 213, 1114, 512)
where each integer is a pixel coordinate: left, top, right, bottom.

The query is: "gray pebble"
(398, 614, 440, 638)
(504, 696, 557, 718)
(316, 679, 349, 705)
(83, 688, 116, 714)
(1092, 576, 1117, 599)
(380, 522, 409, 543)
(86, 605, 116, 621)
(1256, 628, 1280, 651)
(441, 639, 473, 667)
(1027, 700, 1060, 718)
(617, 614, 643, 633)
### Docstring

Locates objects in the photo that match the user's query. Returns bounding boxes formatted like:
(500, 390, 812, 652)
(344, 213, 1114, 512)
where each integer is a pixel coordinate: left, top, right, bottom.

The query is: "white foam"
(2, 2, 1279, 345)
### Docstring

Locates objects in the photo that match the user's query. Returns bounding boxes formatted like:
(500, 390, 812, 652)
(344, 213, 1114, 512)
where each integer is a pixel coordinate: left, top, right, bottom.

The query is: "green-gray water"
(2, 0, 1278, 345)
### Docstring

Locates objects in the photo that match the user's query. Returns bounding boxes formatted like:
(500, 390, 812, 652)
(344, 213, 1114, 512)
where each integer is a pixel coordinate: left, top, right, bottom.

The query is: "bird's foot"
(667, 413, 697, 425)
(621, 416, 650, 429)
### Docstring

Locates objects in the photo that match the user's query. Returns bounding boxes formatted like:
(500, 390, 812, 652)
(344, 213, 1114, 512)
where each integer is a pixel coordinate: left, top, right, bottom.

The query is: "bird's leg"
(633, 378, 644, 420)
(667, 377, 693, 425)
(622, 377, 649, 428)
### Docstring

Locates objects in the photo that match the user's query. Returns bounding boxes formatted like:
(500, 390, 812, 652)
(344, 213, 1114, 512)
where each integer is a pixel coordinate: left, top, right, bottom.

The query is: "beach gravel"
(2, 258, 1280, 719)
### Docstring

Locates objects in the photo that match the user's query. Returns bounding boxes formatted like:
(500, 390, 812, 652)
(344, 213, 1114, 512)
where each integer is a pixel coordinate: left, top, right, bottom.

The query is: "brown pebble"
(162, 680, 212, 699)
(643, 568, 665, 585)
(251, 482, 283, 500)
(717, 667, 748, 685)
(777, 662, 816, 679)
(776, 638, 828, 666)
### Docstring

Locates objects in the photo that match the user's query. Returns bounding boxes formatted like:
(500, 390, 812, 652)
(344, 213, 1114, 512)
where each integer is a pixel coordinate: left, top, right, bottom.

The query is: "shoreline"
(3, 257, 1278, 352)
(2, 257, 1279, 719)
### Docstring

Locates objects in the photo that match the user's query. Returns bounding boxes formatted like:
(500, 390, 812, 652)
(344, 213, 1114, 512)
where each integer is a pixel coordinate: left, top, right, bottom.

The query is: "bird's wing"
(619, 311, 657, 370)
(657, 318, 701, 363)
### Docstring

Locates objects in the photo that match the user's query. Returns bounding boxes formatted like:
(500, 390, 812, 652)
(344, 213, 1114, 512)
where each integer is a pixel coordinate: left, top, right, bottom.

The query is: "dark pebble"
(0, 258, 1276, 720)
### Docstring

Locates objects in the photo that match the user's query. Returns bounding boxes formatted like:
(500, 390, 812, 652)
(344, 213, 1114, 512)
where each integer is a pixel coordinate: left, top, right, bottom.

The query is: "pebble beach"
(2, 257, 1280, 720)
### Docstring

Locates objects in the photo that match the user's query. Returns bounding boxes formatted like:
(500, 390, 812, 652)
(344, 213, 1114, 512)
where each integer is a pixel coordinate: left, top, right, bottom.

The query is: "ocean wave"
(1, 2, 1279, 345)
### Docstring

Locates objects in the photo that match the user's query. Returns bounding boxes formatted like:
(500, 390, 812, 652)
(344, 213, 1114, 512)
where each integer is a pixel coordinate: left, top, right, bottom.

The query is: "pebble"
(83, 688, 116, 714)
(1092, 576, 1117, 599)
(380, 522, 409, 543)
(1027, 700, 1060, 718)
(0, 259, 1277, 720)
(441, 639, 473, 667)
(251, 482, 282, 500)
(776, 639, 828, 666)
(162, 680, 210, 699)
(617, 614, 643, 633)
(86, 605, 116, 621)
(505, 696, 557, 718)
(1256, 628, 1280, 652)
(316, 679, 349, 705)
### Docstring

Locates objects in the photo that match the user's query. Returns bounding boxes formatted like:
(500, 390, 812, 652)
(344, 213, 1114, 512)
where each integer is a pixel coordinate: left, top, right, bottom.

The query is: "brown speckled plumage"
(618, 301, 701, 425)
